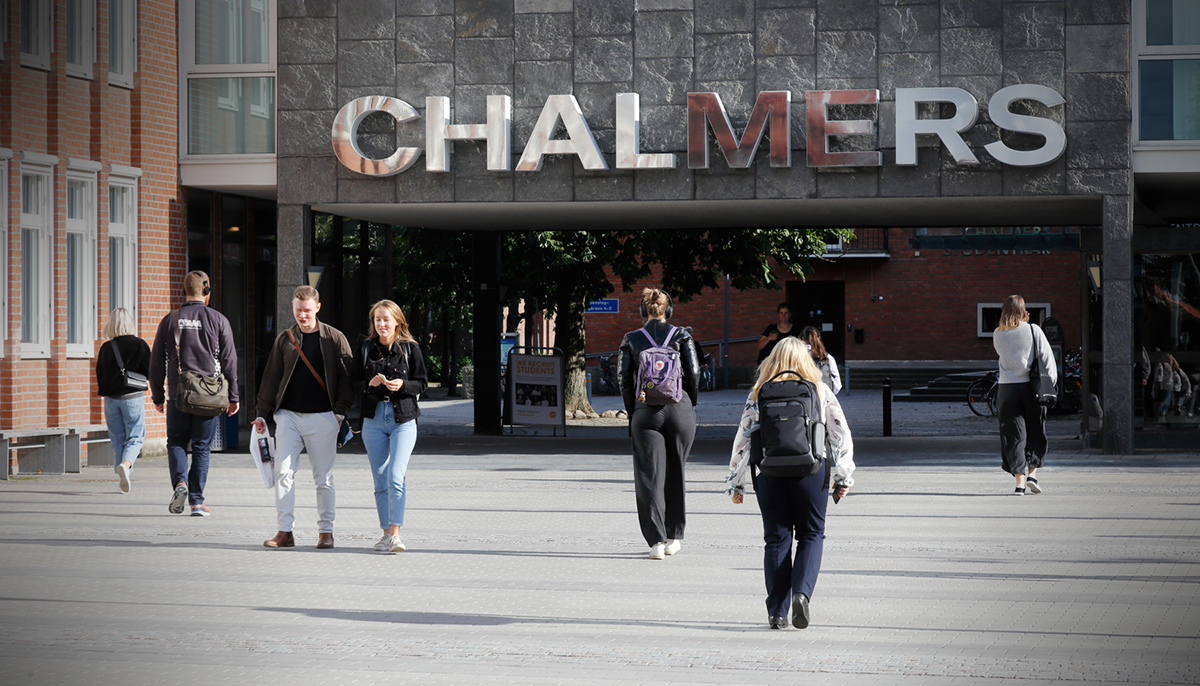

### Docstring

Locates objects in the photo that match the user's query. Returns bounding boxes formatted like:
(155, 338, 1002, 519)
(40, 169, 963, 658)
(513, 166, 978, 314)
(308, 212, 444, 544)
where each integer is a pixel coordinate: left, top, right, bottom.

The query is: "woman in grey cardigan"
(992, 295, 1057, 495)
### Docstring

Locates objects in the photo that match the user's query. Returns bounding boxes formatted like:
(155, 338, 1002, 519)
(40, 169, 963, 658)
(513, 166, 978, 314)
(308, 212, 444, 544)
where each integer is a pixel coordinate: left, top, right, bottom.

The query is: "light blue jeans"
(361, 401, 417, 530)
(104, 394, 145, 473)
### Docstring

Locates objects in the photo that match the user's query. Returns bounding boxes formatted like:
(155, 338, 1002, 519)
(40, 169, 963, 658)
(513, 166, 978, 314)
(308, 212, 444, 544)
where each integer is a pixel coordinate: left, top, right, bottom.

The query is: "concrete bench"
(68, 424, 113, 472)
(1, 428, 70, 480)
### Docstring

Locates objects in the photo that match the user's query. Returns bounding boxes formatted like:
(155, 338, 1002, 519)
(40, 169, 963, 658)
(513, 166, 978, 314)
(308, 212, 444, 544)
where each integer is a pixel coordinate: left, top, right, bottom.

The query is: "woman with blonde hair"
(95, 308, 151, 493)
(618, 288, 701, 560)
(726, 337, 855, 629)
(353, 300, 428, 553)
(993, 295, 1056, 495)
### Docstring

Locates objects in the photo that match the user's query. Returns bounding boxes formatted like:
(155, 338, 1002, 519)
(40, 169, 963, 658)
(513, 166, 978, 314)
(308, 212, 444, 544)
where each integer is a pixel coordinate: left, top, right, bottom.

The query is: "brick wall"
(2, 0, 182, 467)
(584, 229, 1081, 367)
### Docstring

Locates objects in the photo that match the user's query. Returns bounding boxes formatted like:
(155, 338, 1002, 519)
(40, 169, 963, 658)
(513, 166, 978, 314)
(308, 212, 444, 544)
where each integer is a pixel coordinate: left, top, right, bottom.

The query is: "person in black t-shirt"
(253, 286, 355, 550)
(756, 302, 798, 364)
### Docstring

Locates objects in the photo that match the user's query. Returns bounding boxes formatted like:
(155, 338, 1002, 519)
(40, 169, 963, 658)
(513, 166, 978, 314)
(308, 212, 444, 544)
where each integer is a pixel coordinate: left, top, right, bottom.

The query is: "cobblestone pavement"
(1, 396, 1198, 685)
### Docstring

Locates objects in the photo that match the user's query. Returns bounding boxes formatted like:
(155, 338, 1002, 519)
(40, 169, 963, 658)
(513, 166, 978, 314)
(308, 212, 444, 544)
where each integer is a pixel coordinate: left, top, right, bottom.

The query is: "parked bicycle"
(598, 351, 619, 396)
(967, 370, 999, 417)
(699, 352, 715, 392)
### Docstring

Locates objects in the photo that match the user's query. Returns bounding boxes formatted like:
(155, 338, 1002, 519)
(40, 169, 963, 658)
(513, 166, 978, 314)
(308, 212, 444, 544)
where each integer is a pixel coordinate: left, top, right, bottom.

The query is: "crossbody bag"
(287, 329, 355, 447)
(110, 338, 148, 393)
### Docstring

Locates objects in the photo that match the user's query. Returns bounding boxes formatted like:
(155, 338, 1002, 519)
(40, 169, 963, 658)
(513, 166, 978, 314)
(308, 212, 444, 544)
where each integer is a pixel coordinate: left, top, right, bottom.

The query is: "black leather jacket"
(618, 319, 701, 414)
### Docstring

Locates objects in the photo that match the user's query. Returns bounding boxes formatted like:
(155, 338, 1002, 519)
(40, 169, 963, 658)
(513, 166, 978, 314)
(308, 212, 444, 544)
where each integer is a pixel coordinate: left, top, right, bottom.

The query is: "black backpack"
(751, 371, 827, 479)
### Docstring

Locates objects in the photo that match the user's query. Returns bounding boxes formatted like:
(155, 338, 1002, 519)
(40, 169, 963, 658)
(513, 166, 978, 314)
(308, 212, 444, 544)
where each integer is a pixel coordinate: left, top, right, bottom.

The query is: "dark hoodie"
(149, 300, 240, 405)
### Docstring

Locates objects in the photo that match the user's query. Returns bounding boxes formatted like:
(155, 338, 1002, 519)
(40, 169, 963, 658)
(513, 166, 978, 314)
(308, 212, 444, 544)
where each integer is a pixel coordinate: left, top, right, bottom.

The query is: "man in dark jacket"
(149, 271, 240, 517)
(253, 286, 355, 549)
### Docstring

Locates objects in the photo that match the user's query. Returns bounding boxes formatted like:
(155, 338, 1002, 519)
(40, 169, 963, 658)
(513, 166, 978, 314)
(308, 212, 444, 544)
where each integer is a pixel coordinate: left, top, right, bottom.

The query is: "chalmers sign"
(331, 86, 1066, 177)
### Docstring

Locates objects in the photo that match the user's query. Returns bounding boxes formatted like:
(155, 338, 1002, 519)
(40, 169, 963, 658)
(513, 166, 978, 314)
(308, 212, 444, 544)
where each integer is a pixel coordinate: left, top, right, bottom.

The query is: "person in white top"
(726, 337, 855, 630)
(992, 295, 1057, 495)
(799, 326, 842, 394)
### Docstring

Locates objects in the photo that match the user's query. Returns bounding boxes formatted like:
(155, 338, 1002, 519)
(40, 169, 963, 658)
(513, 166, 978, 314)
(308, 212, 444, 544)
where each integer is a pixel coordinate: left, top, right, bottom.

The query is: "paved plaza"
(2, 390, 1198, 685)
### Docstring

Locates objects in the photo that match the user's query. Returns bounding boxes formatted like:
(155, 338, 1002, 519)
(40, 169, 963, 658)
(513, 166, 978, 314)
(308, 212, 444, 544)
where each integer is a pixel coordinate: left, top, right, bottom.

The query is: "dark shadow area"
(254, 605, 764, 631)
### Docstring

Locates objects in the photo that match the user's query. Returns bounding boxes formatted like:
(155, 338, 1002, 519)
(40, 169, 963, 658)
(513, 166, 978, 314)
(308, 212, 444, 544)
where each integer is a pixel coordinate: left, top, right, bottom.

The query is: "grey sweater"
(993, 322, 1057, 386)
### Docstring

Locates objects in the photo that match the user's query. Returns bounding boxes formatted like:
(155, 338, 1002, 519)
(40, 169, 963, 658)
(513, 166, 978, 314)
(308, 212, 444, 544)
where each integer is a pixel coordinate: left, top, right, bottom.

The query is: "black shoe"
(792, 594, 810, 629)
(768, 616, 788, 630)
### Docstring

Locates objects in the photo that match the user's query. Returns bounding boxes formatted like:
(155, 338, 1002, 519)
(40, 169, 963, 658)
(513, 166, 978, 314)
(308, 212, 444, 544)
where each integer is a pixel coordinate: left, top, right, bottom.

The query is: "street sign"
(585, 299, 619, 314)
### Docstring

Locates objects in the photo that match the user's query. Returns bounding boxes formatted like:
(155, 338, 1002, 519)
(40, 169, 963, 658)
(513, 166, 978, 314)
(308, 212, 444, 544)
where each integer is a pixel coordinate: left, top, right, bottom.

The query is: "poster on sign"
(507, 353, 565, 427)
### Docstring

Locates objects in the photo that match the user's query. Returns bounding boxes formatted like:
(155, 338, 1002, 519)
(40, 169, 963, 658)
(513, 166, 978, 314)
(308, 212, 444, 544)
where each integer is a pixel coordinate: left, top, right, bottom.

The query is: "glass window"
(108, 182, 138, 320)
(1147, 0, 1200, 46)
(108, 0, 135, 87)
(195, 0, 270, 65)
(1135, 253, 1200, 429)
(66, 0, 94, 78)
(66, 177, 96, 351)
(20, 0, 51, 69)
(188, 77, 276, 154)
(1140, 59, 1200, 140)
(20, 170, 51, 352)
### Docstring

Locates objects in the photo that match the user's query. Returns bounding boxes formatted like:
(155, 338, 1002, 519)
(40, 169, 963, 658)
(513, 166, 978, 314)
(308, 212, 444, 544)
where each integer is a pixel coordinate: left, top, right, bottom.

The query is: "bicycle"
(699, 352, 715, 391)
(598, 352, 619, 396)
(967, 371, 999, 417)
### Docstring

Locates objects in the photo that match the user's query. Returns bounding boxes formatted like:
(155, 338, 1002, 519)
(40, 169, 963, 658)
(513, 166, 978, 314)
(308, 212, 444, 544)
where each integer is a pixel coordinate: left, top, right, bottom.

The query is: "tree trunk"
(554, 294, 595, 415)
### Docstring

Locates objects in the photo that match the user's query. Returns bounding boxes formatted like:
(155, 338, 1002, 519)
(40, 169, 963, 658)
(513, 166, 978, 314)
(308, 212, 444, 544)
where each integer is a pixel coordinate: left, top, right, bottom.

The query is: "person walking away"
(799, 326, 842, 394)
(756, 302, 798, 364)
(253, 286, 355, 549)
(726, 337, 855, 630)
(353, 300, 428, 553)
(1152, 354, 1184, 422)
(149, 271, 239, 516)
(95, 307, 151, 494)
(618, 288, 701, 560)
(992, 295, 1056, 495)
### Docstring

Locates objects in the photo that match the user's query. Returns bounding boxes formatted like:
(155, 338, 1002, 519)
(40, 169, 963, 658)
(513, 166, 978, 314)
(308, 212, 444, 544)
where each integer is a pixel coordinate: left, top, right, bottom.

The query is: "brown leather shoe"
(317, 532, 334, 549)
(263, 531, 294, 548)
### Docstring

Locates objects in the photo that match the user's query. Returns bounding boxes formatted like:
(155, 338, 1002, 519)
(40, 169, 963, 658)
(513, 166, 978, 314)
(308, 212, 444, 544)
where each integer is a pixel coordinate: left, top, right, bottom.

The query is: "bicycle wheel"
(967, 379, 991, 417)
(986, 386, 998, 417)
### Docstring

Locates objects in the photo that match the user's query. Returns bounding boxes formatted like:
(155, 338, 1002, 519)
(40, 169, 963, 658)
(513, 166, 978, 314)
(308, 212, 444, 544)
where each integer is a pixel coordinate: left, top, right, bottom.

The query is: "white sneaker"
(649, 542, 666, 560)
(664, 539, 681, 555)
(388, 535, 406, 553)
(117, 462, 131, 494)
(373, 532, 391, 552)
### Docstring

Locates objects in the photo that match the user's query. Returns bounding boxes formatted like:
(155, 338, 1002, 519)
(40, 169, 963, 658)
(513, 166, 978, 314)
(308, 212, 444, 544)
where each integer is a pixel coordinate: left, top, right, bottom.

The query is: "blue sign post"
(585, 299, 619, 314)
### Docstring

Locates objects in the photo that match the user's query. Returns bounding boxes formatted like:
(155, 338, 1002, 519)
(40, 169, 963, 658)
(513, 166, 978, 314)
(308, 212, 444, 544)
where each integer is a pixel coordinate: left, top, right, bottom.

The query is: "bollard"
(882, 377, 892, 437)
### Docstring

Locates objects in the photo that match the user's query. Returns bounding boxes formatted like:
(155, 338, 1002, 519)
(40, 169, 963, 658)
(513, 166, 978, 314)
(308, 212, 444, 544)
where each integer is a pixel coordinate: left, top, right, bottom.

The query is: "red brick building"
(3, 0, 184, 469)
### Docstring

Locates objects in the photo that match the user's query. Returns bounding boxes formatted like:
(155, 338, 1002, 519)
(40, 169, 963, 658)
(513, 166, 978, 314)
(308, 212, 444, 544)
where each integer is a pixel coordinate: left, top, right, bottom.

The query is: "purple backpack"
(636, 326, 683, 405)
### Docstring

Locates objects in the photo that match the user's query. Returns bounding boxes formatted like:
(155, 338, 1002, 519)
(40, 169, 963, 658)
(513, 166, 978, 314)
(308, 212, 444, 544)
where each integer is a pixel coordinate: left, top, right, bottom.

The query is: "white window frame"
(107, 166, 141, 327)
(66, 0, 96, 79)
(977, 303, 1052, 338)
(107, 0, 136, 89)
(19, 0, 52, 71)
(19, 153, 57, 358)
(0, 148, 10, 358)
(1133, 0, 1200, 149)
(65, 160, 100, 357)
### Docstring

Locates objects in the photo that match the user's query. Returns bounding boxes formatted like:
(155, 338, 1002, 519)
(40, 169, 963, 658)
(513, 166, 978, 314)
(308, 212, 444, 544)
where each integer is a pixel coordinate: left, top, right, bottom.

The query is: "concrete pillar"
(276, 204, 309, 333)
(473, 231, 503, 435)
(1101, 194, 1134, 455)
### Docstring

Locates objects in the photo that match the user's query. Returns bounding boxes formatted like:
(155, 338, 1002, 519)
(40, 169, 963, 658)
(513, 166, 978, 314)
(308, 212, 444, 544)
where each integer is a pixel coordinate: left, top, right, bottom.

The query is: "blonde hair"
(104, 308, 137, 339)
(751, 337, 823, 401)
(368, 299, 416, 345)
(642, 288, 669, 319)
(997, 294, 1027, 331)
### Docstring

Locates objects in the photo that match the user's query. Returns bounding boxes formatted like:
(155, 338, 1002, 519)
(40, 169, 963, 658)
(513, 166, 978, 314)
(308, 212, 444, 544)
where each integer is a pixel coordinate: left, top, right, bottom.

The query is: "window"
(108, 0, 136, 88)
(977, 303, 1052, 338)
(66, 0, 95, 79)
(20, 0, 52, 70)
(1135, 0, 1200, 143)
(108, 177, 138, 322)
(194, 0, 270, 65)
(20, 164, 53, 356)
(65, 171, 97, 355)
(188, 77, 276, 153)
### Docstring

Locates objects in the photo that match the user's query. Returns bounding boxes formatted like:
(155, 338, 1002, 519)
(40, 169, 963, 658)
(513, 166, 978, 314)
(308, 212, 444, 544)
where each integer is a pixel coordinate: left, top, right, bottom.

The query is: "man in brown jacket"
(253, 286, 355, 549)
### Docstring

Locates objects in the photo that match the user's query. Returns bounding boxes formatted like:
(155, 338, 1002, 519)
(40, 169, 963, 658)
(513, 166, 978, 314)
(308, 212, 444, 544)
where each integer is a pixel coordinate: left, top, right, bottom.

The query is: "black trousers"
(997, 381, 1047, 475)
(755, 469, 828, 617)
(630, 402, 696, 546)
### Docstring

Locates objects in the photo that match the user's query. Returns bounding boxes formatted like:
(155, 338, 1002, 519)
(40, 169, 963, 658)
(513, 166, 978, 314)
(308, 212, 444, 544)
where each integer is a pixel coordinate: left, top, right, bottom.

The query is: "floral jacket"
(725, 383, 855, 497)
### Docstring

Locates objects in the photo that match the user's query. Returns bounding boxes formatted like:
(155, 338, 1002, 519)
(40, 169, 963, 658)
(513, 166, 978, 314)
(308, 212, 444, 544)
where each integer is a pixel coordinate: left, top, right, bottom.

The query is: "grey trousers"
(630, 402, 696, 546)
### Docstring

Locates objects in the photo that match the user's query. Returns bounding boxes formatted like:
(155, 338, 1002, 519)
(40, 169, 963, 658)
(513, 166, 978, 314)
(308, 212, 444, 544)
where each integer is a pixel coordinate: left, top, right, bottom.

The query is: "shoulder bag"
(173, 310, 230, 416)
(1029, 324, 1057, 405)
(110, 339, 148, 393)
(289, 329, 355, 447)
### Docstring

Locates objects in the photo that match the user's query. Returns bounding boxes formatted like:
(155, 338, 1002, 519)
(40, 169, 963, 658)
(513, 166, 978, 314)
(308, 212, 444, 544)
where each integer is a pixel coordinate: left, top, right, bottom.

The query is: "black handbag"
(110, 339, 148, 392)
(1030, 324, 1057, 405)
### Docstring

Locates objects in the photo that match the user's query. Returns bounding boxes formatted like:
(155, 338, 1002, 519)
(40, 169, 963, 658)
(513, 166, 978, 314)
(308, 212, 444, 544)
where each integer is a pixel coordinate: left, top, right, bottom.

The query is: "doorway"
(786, 280, 845, 363)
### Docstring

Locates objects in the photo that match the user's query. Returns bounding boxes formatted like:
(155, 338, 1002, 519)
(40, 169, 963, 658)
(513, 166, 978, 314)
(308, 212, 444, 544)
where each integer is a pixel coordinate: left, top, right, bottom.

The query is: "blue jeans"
(103, 394, 146, 472)
(166, 400, 219, 506)
(361, 401, 417, 530)
(755, 469, 828, 618)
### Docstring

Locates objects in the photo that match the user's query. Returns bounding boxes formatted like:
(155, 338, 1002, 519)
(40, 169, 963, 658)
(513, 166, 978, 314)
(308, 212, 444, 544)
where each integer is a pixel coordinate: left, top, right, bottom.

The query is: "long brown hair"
(998, 295, 1027, 331)
(800, 326, 826, 359)
(368, 300, 416, 345)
